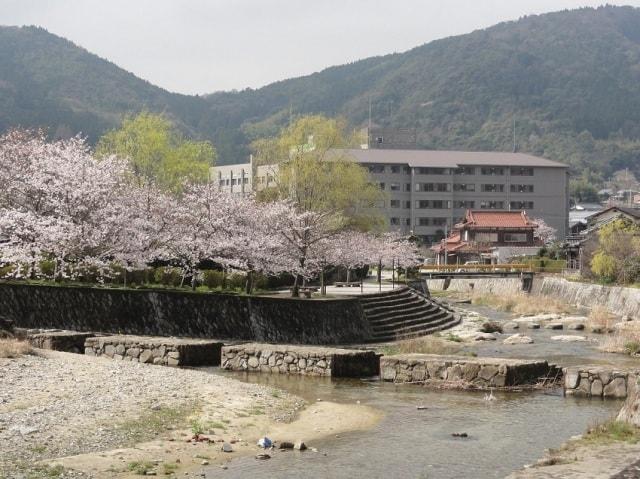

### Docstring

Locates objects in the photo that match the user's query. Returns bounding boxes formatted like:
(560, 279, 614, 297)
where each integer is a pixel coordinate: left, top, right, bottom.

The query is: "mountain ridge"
(1, 6, 640, 177)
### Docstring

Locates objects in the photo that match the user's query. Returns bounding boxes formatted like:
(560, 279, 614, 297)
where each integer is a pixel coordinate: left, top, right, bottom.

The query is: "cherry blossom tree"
(532, 217, 557, 244)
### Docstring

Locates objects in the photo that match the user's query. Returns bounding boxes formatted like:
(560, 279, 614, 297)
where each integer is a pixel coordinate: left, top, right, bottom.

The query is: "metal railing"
(419, 263, 532, 273)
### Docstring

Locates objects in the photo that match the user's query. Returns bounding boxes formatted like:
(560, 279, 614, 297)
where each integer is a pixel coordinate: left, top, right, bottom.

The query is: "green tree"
(252, 115, 385, 230)
(96, 112, 215, 192)
(590, 218, 640, 283)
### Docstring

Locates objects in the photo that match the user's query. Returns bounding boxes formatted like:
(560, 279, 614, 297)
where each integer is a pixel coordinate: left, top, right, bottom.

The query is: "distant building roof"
(587, 206, 640, 221)
(338, 148, 568, 168)
(458, 210, 538, 230)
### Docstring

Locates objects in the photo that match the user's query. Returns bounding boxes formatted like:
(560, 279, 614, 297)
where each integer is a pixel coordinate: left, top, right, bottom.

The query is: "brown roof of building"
(338, 148, 567, 168)
(461, 210, 538, 229)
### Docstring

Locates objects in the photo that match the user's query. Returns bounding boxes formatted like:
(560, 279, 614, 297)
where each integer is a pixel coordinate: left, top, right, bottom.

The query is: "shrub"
(227, 273, 246, 289)
(153, 267, 183, 287)
(201, 269, 225, 289)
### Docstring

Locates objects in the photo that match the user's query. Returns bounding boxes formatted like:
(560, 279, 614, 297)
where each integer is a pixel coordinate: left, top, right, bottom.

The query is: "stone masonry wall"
(380, 354, 554, 388)
(221, 343, 380, 377)
(0, 283, 373, 344)
(426, 276, 640, 319)
(84, 336, 222, 367)
(563, 366, 636, 399)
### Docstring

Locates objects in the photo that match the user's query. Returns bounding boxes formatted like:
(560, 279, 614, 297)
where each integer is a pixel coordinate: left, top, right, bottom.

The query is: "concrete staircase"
(359, 287, 460, 343)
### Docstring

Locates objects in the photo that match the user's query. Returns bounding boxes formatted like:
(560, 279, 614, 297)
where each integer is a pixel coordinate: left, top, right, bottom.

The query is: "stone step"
(362, 296, 427, 315)
(370, 310, 451, 333)
(365, 302, 438, 321)
(368, 306, 445, 327)
(370, 319, 461, 343)
(371, 314, 457, 341)
(360, 293, 416, 309)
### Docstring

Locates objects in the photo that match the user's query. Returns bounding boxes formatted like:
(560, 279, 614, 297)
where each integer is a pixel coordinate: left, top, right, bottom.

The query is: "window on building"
(390, 165, 401, 173)
(376, 136, 384, 144)
(243, 177, 249, 184)
(481, 167, 505, 175)
(511, 167, 534, 176)
(405, 218, 411, 226)
(378, 182, 386, 190)
(403, 166, 412, 174)
(418, 218, 430, 226)
(219, 180, 225, 187)
(454, 200, 475, 209)
(390, 183, 400, 191)
(480, 201, 505, 209)
(390, 199, 401, 208)
(510, 201, 534, 210)
(404, 201, 411, 209)
(432, 218, 448, 226)
(454, 166, 476, 175)
(416, 167, 449, 175)
(474, 232, 499, 242)
(481, 184, 505, 193)
(510, 184, 534, 193)
(390, 217, 400, 225)
(404, 183, 411, 192)
(415, 183, 450, 192)
(225, 179, 230, 185)
(368, 165, 385, 173)
(453, 183, 476, 192)
(504, 233, 528, 242)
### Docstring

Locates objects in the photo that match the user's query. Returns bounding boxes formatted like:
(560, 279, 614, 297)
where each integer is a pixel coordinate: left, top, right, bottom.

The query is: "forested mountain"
(2, 5, 640, 177)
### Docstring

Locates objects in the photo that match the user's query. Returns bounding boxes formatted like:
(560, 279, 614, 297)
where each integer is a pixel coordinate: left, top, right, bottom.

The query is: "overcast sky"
(1, 1, 639, 95)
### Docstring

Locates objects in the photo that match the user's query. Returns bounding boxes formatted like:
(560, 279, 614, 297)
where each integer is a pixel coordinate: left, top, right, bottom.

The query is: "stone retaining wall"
(426, 276, 640, 319)
(85, 336, 222, 366)
(380, 354, 554, 388)
(0, 282, 373, 344)
(221, 343, 380, 377)
(563, 366, 637, 399)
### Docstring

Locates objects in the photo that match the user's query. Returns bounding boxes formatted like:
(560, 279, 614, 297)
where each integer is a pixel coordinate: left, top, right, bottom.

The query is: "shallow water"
(203, 371, 622, 479)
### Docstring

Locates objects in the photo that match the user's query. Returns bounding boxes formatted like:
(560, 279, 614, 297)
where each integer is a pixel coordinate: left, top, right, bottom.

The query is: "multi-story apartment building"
(211, 148, 569, 243)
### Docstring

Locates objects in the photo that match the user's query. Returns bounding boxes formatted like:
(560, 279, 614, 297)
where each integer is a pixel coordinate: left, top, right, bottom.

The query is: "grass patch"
(205, 420, 227, 431)
(587, 306, 617, 333)
(24, 465, 66, 478)
(162, 463, 179, 475)
(471, 292, 574, 315)
(581, 419, 640, 445)
(600, 322, 640, 354)
(115, 402, 198, 445)
(127, 461, 155, 475)
(247, 407, 265, 416)
(391, 336, 462, 355)
(0, 338, 33, 358)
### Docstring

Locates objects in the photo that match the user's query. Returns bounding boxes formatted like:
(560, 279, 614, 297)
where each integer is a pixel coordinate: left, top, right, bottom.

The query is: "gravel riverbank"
(0, 350, 304, 478)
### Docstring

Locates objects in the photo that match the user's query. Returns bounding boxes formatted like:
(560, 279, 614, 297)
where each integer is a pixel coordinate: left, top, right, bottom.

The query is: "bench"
(335, 281, 362, 288)
(290, 286, 319, 298)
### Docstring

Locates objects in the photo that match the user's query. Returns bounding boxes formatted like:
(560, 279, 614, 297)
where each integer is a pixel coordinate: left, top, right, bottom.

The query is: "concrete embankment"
(427, 276, 640, 318)
(380, 354, 555, 388)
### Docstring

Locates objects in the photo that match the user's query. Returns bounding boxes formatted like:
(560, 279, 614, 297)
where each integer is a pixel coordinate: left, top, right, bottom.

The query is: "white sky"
(1, 1, 639, 95)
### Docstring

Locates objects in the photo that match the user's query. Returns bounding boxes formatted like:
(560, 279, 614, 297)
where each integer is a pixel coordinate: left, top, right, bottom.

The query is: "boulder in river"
(503, 334, 534, 345)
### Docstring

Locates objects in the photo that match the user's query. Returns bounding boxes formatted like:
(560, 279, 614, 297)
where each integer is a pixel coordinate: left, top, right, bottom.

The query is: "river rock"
(618, 377, 640, 425)
(567, 323, 585, 330)
(503, 334, 534, 345)
(294, 440, 307, 451)
(604, 377, 627, 398)
(545, 323, 563, 330)
(551, 335, 588, 342)
(221, 442, 233, 452)
(503, 322, 519, 330)
(473, 333, 497, 341)
(527, 323, 541, 329)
